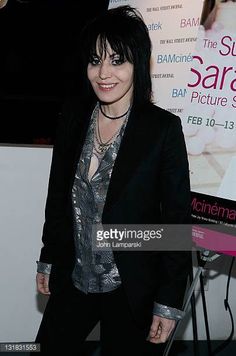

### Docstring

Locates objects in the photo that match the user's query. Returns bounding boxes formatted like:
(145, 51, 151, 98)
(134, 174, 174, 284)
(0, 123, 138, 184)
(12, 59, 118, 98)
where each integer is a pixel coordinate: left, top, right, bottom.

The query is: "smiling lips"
(97, 83, 117, 91)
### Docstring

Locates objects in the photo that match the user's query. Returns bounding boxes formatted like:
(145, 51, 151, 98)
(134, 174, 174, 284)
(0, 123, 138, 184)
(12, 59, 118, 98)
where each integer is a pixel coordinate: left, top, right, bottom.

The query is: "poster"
(109, 0, 203, 114)
(182, 0, 236, 201)
(181, 0, 236, 254)
(109, 0, 236, 253)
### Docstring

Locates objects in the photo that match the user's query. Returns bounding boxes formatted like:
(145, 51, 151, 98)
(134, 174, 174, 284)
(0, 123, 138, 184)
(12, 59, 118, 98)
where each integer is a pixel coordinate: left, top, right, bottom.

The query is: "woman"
(34, 5, 191, 355)
(201, 0, 236, 29)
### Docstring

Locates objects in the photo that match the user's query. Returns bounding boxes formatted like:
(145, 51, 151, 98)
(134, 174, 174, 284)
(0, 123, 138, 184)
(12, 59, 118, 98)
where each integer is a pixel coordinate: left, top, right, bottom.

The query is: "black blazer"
(39, 99, 192, 327)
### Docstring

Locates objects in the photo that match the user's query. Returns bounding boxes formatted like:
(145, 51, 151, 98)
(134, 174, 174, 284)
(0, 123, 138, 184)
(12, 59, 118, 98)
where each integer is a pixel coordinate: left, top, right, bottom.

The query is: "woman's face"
(87, 41, 134, 107)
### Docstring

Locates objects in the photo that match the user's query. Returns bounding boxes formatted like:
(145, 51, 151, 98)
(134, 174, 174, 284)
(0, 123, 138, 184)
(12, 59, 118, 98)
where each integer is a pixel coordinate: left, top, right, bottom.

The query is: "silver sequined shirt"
(71, 104, 128, 293)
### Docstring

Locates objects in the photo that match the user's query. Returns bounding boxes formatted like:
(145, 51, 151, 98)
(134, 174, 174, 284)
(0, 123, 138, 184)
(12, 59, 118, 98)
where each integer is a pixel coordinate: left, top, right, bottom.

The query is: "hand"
(147, 315, 176, 344)
(36, 272, 51, 295)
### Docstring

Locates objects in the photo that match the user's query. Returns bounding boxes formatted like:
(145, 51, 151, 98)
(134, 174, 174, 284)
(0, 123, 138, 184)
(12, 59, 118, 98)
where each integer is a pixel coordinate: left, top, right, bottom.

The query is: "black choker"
(99, 103, 130, 120)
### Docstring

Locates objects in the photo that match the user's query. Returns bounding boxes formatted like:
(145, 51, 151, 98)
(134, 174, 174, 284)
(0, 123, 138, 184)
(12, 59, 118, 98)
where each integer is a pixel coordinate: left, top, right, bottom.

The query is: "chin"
(96, 95, 116, 104)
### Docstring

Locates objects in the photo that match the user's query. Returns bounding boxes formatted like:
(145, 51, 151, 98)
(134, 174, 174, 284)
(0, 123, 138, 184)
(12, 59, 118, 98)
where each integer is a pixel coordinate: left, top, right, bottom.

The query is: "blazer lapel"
(71, 102, 96, 177)
(104, 103, 159, 211)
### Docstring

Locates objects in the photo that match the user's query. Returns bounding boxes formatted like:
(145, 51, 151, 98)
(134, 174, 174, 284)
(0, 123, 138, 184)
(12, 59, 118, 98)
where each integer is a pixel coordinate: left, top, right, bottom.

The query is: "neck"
(99, 102, 131, 120)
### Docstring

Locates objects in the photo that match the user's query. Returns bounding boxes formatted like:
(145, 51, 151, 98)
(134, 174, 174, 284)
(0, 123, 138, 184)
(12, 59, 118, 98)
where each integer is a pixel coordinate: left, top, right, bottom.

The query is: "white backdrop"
(0, 146, 51, 342)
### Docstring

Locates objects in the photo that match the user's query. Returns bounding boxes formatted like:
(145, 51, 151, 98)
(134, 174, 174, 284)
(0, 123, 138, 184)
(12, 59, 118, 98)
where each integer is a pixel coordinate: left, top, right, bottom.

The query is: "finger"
(149, 330, 169, 344)
(148, 318, 160, 338)
(36, 273, 50, 295)
(158, 329, 170, 343)
(36, 274, 44, 293)
(43, 275, 50, 295)
(149, 323, 174, 344)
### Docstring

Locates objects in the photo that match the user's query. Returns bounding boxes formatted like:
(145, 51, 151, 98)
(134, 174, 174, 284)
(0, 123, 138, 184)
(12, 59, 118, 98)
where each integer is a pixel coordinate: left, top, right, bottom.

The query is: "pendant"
(98, 143, 108, 153)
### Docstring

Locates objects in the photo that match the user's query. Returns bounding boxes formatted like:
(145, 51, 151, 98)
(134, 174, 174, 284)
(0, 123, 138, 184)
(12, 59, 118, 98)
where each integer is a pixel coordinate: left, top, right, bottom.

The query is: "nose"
(99, 61, 111, 80)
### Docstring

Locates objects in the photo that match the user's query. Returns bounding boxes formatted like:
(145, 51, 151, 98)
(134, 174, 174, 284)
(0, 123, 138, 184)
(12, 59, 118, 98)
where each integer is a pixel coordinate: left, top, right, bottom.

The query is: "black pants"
(34, 283, 165, 355)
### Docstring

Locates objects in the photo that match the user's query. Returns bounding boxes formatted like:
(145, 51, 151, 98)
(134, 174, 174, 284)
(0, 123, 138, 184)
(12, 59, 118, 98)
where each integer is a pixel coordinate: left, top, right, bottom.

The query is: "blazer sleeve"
(154, 115, 192, 309)
(38, 107, 75, 267)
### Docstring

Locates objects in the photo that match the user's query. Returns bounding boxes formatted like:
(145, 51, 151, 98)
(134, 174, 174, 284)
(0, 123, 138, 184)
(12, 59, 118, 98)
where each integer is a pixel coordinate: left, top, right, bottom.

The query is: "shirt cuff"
(36, 261, 52, 275)
(153, 302, 185, 321)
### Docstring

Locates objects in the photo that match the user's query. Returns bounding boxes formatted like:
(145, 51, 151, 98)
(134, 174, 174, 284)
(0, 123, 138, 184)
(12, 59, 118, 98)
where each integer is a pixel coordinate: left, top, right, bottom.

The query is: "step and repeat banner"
(110, 0, 202, 113)
(109, 0, 236, 253)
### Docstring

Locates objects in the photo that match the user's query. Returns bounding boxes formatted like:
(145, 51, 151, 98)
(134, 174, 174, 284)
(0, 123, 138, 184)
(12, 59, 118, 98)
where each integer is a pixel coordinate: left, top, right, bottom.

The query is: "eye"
(89, 55, 101, 66)
(111, 55, 125, 66)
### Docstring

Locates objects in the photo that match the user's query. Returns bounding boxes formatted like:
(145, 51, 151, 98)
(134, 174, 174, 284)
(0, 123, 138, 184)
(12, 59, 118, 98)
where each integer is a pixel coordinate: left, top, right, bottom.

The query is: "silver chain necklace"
(94, 106, 130, 154)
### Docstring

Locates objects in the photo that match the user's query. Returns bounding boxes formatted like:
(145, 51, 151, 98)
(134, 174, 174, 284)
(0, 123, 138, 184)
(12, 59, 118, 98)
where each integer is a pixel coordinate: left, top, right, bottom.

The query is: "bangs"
(80, 5, 152, 104)
(88, 33, 134, 63)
